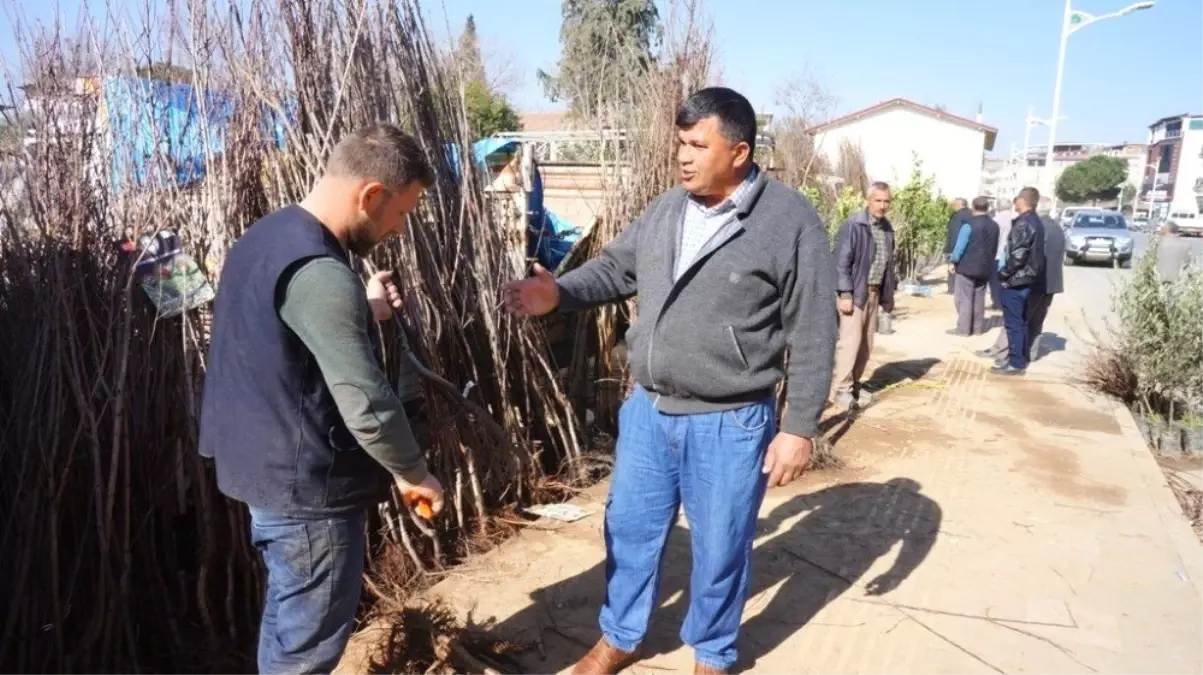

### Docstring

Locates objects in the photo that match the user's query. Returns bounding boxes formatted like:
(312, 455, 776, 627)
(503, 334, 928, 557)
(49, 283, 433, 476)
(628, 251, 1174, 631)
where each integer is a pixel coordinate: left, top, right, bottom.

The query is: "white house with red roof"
(809, 98, 998, 201)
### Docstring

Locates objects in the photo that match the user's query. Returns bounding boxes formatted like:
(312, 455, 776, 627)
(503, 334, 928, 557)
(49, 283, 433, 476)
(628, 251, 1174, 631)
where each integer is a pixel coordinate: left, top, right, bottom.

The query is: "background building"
(808, 98, 996, 200)
(982, 141, 1147, 213)
(1141, 113, 1203, 223)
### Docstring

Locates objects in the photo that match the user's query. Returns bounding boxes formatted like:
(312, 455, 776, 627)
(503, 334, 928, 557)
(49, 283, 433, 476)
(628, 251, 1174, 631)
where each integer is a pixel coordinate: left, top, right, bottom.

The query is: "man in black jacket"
(993, 187, 1046, 376)
(947, 196, 999, 335)
(944, 198, 970, 294)
(978, 210, 1065, 362)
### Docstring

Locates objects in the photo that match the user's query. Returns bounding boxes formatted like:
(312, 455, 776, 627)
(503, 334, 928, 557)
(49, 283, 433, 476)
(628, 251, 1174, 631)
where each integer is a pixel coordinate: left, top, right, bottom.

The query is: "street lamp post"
(1144, 162, 1161, 223)
(1044, 0, 1154, 215)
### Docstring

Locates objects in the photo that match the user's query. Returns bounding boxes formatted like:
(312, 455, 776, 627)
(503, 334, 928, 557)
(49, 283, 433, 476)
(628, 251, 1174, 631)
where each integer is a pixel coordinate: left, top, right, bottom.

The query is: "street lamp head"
(1120, 1, 1155, 15)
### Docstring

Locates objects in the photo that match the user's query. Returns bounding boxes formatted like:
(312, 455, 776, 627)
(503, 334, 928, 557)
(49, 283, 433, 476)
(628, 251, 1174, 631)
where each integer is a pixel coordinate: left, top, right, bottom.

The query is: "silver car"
(1064, 210, 1135, 267)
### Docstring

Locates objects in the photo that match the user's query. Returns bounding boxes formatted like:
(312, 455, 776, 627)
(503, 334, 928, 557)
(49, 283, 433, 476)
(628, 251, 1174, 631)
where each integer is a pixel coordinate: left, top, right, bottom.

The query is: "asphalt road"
(1054, 231, 1202, 360)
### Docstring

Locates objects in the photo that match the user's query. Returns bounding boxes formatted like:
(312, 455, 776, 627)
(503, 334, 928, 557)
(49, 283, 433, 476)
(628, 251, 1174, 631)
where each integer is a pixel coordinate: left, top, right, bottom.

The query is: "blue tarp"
(445, 137, 582, 272)
(522, 157, 579, 272)
(101, 76, 293, 192)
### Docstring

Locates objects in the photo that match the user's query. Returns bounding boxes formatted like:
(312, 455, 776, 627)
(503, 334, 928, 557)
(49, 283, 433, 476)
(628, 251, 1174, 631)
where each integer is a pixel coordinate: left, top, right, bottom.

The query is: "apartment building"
(1140, 113, 1203, 223)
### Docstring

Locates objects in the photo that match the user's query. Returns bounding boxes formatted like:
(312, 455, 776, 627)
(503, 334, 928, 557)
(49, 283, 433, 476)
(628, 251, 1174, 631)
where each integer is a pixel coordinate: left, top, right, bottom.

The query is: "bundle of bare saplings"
(0, 0, 713, 671)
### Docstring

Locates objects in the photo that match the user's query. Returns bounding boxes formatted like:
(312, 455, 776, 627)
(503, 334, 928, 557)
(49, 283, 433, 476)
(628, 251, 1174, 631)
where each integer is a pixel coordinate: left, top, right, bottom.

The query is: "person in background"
(947, 196, 999, 336)
(945, 198, 971, 294)
(832, 182, 897, 409)
(505, 87, 837, 675)
(199, 125, 445, 674)
(1027, 209, 1066, 358)
(992, 186, 1046, 376)
(1157, 221, 1195, 283)
(978, 206, 1065, 363)
(989, 203, 1016, 310)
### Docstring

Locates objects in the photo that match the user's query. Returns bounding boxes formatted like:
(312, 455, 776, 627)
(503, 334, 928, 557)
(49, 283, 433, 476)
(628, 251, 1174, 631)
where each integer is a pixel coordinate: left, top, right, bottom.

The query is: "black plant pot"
(1183, 426, 1203, 455)
(1158, 425, 1184, 457)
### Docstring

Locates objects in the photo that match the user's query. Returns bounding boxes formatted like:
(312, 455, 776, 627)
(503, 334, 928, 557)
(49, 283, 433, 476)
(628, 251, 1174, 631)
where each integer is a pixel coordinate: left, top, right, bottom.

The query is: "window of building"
(1158, 145, 1174, 173)
(1191, 119, 1203, 131)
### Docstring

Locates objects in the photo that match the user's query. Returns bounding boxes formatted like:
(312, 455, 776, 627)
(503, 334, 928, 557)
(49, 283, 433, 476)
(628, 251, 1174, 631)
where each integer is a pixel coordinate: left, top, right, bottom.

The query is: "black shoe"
(990, 364, 1026, 376)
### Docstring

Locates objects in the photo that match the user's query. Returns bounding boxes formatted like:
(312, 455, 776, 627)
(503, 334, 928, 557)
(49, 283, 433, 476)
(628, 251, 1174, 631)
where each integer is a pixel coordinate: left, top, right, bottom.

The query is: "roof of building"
(808, 97, 997, 150)
(1148, 113, 1202, 128)
(519, 111, 571, 133)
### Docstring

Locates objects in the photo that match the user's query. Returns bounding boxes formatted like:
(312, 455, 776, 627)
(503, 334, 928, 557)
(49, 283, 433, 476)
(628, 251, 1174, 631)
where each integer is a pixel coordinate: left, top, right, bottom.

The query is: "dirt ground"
(337, 289, 1203, 675)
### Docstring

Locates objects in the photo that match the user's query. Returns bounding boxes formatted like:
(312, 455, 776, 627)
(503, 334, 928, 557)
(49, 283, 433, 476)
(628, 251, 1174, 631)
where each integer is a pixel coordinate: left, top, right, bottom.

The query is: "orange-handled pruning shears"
(405, 491, 434, 520)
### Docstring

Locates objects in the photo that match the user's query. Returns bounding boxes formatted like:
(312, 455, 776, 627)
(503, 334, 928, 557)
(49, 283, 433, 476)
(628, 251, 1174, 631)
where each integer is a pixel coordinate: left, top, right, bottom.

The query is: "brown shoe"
(694, 662, 728, 675)
(569, 638, 638, 674)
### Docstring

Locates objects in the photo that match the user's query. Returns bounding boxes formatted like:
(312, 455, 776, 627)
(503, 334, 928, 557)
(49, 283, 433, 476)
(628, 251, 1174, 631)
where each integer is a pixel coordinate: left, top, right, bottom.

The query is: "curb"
(1110, 399, 1203, 598)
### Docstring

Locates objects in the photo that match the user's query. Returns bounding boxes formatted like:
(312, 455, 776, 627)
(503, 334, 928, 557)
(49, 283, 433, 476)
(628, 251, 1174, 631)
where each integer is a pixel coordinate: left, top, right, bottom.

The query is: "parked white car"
(1064, 211, 1135, 268)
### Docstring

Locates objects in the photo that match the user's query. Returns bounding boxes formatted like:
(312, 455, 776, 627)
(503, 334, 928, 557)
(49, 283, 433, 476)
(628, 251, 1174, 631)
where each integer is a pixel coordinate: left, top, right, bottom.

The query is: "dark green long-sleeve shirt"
(278, 257, 428, 484)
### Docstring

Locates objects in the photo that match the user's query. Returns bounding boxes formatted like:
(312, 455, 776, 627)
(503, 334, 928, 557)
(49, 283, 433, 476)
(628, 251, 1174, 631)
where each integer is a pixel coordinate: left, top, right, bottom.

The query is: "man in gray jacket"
(505, 87, 837, 675)
(1157, 221, 1195, 283)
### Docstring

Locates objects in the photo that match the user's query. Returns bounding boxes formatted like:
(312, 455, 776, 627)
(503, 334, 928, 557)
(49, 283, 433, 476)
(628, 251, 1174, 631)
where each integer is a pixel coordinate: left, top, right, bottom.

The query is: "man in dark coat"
(944, 198, 971, 294)
(832, 182, 898, 410)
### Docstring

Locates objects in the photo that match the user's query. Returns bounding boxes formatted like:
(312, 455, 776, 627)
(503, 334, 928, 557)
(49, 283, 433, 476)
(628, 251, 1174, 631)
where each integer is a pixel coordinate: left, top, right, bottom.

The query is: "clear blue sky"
(4, 0, 1200, 156)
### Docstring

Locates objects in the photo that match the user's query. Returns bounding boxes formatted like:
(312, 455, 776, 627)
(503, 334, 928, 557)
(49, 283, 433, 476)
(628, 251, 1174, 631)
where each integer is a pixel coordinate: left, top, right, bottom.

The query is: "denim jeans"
(1000, 285, 1033, 370)
(249, 508, 366, 674)
(600, 386, 774, 670)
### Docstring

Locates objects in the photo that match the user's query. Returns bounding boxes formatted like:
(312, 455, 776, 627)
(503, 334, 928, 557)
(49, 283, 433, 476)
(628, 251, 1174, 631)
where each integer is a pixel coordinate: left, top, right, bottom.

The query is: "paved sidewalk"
(339, 289, 1202, 674)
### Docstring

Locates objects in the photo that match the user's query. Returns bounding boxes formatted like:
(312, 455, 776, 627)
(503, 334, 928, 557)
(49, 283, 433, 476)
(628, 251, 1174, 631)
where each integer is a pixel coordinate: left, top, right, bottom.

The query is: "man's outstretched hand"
(763, 432, 813, 488)
(505, 263, 560, 317)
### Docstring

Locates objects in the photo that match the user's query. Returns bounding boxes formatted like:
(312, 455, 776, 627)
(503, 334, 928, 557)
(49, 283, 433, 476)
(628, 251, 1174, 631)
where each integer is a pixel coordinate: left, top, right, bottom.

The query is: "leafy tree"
(537, 0, 660, 121)
(889, 157, 953, 280)
(464, 79, 521, 139)
(1055, 155, 1128, 205)
(455, 15, 487, 85)
(452, 16, 521, 139)
(1120, 183, 1137, 212)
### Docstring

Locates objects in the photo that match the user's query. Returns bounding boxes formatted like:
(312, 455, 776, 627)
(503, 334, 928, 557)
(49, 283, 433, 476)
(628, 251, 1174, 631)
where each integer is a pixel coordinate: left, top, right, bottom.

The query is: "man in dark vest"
(944, 198, 971, 294)
(947, 196, 1000, 336)
(198, 124, 443, 673)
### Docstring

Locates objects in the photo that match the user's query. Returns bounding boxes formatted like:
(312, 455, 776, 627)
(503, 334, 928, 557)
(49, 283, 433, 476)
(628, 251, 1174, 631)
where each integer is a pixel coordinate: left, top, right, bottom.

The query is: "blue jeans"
(600, 386, 774, 670)
(1000, 285, 1033, 370)
(249, 508, 366, 674)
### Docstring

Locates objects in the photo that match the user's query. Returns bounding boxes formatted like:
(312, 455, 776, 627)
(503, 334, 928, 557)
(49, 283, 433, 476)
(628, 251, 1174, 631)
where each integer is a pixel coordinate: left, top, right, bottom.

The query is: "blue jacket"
(198, 206, 389, 517)
(835, 209, 897, 311)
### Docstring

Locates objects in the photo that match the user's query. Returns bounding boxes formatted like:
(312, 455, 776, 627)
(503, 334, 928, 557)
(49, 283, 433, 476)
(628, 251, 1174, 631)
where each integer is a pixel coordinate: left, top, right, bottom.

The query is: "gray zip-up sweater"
(556, 172, 837, 438)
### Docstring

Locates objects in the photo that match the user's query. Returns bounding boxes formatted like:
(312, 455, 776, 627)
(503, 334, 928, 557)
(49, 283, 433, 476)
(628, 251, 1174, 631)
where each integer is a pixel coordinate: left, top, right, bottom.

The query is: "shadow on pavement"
(476, 478, 941, 674)
(866, 357, 941, 391)
(1033, 332, 1067, 359)
(821, 358, 942, 447)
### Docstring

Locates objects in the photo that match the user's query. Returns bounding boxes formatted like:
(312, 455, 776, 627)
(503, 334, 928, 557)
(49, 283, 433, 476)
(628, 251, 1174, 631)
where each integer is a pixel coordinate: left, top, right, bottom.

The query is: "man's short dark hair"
(1017, 186, 1040, 207)
(676, 87, 758, 153)
(972, 196, 990, 212)
(327, 124, 436, 190)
